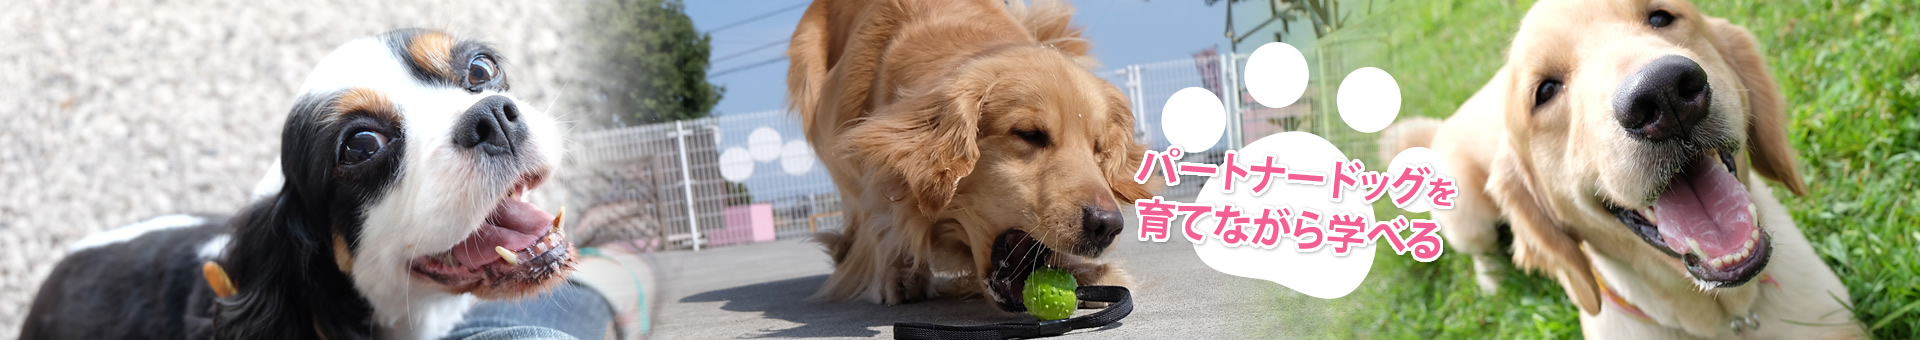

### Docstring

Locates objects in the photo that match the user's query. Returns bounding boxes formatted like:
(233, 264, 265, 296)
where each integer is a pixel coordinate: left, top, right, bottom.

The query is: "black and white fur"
(22, 29, 570, 340)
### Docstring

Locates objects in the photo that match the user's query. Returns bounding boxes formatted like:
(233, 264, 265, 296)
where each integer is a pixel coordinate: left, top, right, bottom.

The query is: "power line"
(709, 56, 788, 77)
(706, 2, 810, 34)
(711, 39, 789, 63)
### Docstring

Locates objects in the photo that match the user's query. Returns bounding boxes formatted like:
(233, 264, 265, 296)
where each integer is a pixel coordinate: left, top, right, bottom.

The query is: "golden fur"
(786, 0, 1150, 307)
(1380, 0, 1860, 338)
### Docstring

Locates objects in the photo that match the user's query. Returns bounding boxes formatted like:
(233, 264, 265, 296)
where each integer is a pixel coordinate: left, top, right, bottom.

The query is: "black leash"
(893, 286, 1132, 340)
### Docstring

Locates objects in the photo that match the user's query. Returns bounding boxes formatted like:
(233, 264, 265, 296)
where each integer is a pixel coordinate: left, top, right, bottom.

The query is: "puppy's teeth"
(1744, 239, 1755, 253)
(535, 242, 549, 253)
(1646, 208, 1659, 224)
(496, 246, 521, 265)
(1687, 239, 1706, 257)
(1751, 229, 1760, 240)
(552, 207, 566, 233)
(1746, 203, 1756, 218)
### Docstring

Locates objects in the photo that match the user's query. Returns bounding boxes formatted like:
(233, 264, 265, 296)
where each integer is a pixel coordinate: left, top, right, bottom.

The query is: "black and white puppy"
(22, 29, 574, 339)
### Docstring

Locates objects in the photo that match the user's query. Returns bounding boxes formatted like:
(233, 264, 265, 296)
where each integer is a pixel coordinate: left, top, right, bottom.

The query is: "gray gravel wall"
(0, 0, 619, 335)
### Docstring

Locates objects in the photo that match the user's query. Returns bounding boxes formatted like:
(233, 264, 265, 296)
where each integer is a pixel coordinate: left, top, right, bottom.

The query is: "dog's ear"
(214, 195, 324, 339)
(1098, 85, 1154, 202)
(842, 78, 988, 216)
(1490, 148, 1603, 315)
(215, 183, 374, 339)
(1708, 17, 1806, 196)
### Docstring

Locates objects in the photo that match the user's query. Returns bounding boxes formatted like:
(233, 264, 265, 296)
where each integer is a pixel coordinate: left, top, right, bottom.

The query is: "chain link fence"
(571, 36, 1387, 251)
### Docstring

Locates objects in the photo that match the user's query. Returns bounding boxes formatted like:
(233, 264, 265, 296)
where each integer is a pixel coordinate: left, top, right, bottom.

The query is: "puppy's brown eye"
(340, 130, 387, 165)
(466, 55, 496, 89)
(1648, 10, 1675, 28)
(1534, 79, 1563, 107)
(1012, 128, 1050, 147)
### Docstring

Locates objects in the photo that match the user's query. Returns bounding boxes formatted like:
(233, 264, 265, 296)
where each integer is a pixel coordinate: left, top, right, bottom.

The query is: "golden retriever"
(1379, 0, 1863, 338)
(784, 0, 1151, 312)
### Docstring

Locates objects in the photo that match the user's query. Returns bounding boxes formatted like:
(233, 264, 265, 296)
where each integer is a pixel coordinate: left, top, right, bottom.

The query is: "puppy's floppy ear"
(1708, 17, 1806, 196)
(1489, 153, 1603, 315)
(842, 76, 988, 216)
(1493, 68, 1602, 313)
(1098, 85, 1154, 202)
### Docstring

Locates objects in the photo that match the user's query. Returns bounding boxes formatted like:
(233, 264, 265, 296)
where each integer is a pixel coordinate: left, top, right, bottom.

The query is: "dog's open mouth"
(987, 229, 1054, 312)
(410, 174, 574, 290)
(1606, 148, 1769, 287)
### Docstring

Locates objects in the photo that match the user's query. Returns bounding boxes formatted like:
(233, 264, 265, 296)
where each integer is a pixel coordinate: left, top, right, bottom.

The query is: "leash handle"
(893, 286, 1132, 340)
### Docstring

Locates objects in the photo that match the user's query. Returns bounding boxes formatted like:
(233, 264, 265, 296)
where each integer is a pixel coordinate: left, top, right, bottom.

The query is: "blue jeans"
(442, 281, 613, 340)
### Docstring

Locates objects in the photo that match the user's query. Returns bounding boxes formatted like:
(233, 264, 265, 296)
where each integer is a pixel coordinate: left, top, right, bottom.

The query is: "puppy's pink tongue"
(451, 199, 556, 268)
(1655, 156, 1755, 259)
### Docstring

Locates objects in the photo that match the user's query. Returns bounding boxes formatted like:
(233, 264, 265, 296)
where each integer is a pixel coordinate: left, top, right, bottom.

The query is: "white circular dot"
(747, 127, 782, 162)
(1243, 42, 1310, 108)
(1335, 67, 1402, 133)
(1160, 87, 1227, 152)
(718, 147, 755, 182)
(779, 140, 814, 176)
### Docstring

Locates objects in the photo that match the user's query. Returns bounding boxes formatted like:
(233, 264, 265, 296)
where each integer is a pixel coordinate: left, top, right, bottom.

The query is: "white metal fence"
(571, 36, 1386, 251)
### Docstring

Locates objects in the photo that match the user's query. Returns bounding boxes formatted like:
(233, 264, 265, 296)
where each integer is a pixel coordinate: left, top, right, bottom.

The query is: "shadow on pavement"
(679, 274, 1030, 338)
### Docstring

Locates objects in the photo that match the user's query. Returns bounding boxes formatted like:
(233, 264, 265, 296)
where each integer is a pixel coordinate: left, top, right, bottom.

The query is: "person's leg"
(442, 281, 614, 340)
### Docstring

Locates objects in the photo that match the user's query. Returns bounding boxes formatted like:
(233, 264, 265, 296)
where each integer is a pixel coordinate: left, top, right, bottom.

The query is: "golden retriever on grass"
(785, 0, 1151, 312)
(1380, 0, 1864, 338)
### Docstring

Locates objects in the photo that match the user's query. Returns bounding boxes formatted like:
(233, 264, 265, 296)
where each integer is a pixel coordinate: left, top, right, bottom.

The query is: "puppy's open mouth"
(1605, 148, 1769, 287)
(410, 173, 574, 290)
(987, 229, 1054, 312)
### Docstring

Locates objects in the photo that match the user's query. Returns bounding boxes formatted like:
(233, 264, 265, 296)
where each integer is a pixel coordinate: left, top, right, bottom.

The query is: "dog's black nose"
(1082, 205, 1124, 241)
(1614, 55, 1711, 141)
(454, 95, 527, 155)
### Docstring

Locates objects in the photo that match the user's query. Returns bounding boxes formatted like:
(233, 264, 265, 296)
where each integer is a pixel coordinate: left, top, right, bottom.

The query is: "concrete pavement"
(642, 212, 1275, 339)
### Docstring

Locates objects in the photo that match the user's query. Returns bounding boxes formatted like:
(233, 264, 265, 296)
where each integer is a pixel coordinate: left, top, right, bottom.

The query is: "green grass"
(1249, 0, 1919, 338)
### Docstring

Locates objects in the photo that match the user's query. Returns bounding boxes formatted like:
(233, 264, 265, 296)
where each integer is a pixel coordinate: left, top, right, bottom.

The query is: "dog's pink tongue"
(451, 199, 555, 268)
(1654, 156, 1755, 258)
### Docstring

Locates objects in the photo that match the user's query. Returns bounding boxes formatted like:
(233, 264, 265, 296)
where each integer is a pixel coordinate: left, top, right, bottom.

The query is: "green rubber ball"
(1023, 267, 1078, 320)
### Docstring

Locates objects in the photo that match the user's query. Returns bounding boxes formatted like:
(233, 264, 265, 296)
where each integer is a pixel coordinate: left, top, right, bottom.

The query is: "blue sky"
(686, 0, 1243, 116)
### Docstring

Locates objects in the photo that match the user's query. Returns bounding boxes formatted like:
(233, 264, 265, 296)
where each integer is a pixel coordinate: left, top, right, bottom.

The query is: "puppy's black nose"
(1082, 205, 1124, 241)
(1614, 55, 1711, 141)
(454, 95, 527, 155)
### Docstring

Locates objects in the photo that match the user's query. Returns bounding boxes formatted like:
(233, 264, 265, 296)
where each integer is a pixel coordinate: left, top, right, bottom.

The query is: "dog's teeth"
(1751, 229, 1760, 240)
(1746, 203, 1756, 218)
(1687, 239, 1706, 257)
(1743, 239, 1755, 253)
(496, 246, 521, 265)
(552, 207, 565, 233)
(1710, 257, 1725, 269)
(535, 242, 550, 253)
(1645, 208, 1659, 224)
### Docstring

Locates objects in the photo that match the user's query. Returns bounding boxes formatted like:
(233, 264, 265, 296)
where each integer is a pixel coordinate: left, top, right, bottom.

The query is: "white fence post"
(1126, 64, 1148, 142)
(674, 120, 703, 251)
(1221, 52, 1244, 150)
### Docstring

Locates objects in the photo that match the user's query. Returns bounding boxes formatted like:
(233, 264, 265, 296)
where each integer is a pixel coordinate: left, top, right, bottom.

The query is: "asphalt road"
(643, 211, 1276, 339)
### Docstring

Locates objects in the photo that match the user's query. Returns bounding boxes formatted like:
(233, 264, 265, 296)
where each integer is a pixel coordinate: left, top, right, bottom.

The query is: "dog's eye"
(1534, 79, 1563, 107)
(466, 55, 497, 89)
(1012, 128, 1050, 147)
(340, 131, 388, 165)
(1648, 10, 1676, 28)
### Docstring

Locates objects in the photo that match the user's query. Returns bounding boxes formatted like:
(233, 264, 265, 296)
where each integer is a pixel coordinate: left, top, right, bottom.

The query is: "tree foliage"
(592, 0, 726, 126)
